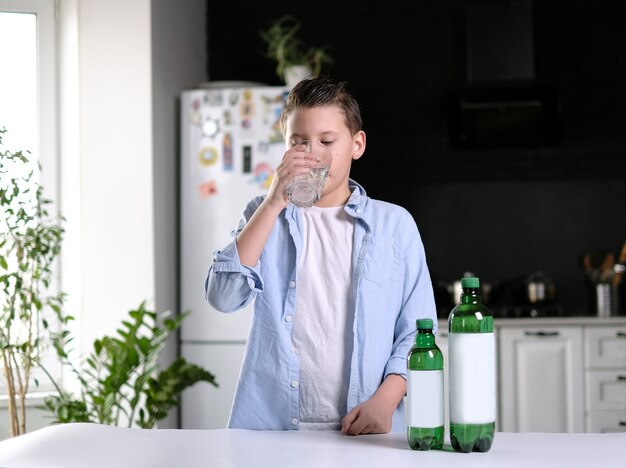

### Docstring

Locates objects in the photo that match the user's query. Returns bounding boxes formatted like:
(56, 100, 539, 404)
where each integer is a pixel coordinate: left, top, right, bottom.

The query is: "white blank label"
(407, 370, 444, 428)
(449, 333, 496, 424)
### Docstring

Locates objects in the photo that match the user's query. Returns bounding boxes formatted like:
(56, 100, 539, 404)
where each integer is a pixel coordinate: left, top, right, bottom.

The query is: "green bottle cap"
(416, 318, 433, 330)
(461, 277, 480, 288)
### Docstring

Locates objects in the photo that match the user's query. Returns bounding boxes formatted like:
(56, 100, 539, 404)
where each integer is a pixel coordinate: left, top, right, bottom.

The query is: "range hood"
(466, 5, 535, 82)
(446, 5, 560, 150)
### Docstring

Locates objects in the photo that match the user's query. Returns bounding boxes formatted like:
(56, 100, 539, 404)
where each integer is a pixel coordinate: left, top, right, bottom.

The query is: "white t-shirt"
(291, 205, 355, 430)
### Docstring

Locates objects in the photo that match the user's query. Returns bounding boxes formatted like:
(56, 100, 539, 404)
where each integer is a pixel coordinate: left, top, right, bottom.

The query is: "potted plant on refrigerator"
(0, 127, 65, 437)
(260, 15, 333, 87)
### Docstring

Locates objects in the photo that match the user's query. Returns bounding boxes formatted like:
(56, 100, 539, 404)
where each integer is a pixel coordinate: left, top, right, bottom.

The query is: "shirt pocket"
(363, 235, 400, 287)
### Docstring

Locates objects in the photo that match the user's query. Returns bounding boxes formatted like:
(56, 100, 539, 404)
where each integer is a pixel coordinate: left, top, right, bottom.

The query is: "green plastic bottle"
(407, 318, 444, 450)
(448, 277, 496, 453)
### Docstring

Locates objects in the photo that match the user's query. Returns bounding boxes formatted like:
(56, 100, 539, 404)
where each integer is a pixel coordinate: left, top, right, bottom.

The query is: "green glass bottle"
(407, 318, 444, 450)
(448, 277, 496, 453)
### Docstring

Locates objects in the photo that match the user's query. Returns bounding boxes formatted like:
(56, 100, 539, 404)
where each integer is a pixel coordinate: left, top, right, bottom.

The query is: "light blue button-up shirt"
(205, 180, 437, 431)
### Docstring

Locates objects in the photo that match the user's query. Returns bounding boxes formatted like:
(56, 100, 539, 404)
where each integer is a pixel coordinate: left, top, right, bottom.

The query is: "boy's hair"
(280, 76, 362, 135)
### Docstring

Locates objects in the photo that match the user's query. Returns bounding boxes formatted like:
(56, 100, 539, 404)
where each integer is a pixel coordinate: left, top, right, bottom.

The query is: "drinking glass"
(286, 140, 332, 208)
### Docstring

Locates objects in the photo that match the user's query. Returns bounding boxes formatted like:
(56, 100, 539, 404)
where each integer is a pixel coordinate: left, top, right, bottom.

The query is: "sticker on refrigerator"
(269, 123, 284, 144)
(262, 95, 286, 143)
(222, 133, 233, 171)
(198, 180, 218, 198)
(240, 89, 255, 129)
(190, 98, 202, 125)
(260, 94, 284, 123)
(228, 91, 239, 106)
(202, 117, 220, 139)
(222, 110, 233, 126)
(198, 147, 218, 167)
(206, 90, 224, 106)
(190, 111, 201, 126)
(242, 145, 252, 173)
(257, 141, 270, 154)
(251, 162, 275, 189)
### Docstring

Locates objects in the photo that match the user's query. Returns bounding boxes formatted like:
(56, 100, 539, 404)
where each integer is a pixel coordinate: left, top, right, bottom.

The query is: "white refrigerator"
(179, 84, 288, 429)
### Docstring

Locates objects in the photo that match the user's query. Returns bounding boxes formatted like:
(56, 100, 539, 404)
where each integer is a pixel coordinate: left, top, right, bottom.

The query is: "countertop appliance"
(179, 84, 288, 429)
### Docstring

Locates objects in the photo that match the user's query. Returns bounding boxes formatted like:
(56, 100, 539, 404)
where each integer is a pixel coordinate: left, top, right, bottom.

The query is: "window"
(0, 11, 38, 161)
(0, 0, 57, 196)
(0, 0, 59, 399)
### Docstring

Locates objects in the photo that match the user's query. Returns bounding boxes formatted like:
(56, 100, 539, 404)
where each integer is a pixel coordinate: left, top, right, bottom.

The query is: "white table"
(0, 423, 624, 468)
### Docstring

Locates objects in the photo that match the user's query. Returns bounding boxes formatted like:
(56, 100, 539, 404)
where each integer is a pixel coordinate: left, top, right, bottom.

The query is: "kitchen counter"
(0, 423, 624, 468)
(438, 316, 626, 327)
(494, 316, 626, 326)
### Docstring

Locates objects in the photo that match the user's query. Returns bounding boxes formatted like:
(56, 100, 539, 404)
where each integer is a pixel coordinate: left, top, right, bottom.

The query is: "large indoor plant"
(1, 127, 217, 433)
(0, 127, 65, 436)
(44, 301, 218, 428)
(260, 15, 333, 87)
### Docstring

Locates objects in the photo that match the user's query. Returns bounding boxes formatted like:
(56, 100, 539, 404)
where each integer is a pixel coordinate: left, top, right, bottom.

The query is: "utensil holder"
(595, 283, 619, 317)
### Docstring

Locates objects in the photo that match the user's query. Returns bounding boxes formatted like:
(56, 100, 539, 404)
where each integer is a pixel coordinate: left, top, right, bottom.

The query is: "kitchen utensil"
(599, 252, 615, 283)
(612, 239, 626, 288)
(595, 283, 618, 317)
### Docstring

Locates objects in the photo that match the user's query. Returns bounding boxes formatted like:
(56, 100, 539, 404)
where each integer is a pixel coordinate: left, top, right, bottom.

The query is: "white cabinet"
(586, 411, 626, 433)
(586, 371, 626, 411)
(585, 327, 626, 367)
(584, 326, 626, 433)
(499, 326, 584, 432)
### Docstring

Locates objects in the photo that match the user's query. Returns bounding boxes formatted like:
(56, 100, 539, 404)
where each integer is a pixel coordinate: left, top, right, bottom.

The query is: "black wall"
(206, 0, 626, 315)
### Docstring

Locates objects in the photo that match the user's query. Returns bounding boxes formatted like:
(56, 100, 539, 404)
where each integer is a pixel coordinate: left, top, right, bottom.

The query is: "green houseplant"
(44, 301, 218, 428)
(1, 127, 217, 433)
(0, 127, 65, 437)
(260, 15, 333, 86)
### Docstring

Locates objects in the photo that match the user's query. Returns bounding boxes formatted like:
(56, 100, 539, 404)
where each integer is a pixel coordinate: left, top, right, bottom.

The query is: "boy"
(205, 77, 436, 434)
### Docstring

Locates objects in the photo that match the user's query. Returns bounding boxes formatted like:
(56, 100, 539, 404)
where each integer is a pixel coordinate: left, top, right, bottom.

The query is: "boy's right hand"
(264, 144, 317, 209)
(235, 144, 316, 268)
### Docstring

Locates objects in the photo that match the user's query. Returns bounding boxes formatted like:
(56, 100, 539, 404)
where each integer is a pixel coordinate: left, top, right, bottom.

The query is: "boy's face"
(284, 105, 366, 207)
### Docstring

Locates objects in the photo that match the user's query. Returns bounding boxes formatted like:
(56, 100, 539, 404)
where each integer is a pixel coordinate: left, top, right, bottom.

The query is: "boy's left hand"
(340, 394, 394, 435)
(340, 373, 406, 435)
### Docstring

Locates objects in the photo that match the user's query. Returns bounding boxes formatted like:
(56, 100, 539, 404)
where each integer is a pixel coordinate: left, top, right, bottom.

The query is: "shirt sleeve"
(204, 196, 266, 313)
(383, 209, 437, 380)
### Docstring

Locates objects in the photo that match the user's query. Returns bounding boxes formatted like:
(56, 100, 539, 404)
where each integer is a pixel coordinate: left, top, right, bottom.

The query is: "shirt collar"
(345, 179, 367, 209)
(344, 179, 372, 231)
